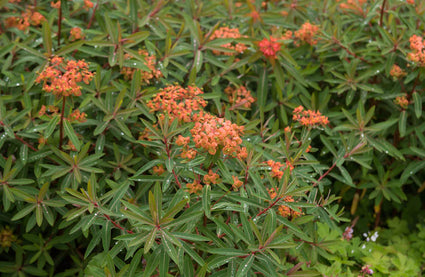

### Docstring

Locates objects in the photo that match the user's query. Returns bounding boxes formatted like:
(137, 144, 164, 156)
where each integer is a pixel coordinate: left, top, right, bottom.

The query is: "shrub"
(0, 0, 424, 276)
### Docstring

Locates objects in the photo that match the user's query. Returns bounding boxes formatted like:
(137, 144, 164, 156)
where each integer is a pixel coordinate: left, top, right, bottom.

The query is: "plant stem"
(59, 96, 66, 150)
(380, 0, 387, 27)
(57, 2, 62, 46)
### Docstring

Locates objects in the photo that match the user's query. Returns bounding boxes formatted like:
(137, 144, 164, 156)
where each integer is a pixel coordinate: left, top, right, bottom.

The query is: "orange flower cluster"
(6, 10, 45, 31)
(259, 36, 281, 59)
(68, 109, 87, 123)
(394, 95, 409, 109)
(209, 27, 247, 56)
(176, 135, 197, 160)
(281, 30, 293, 41)
(121, 50, 162, 82)
(138, 127, 158, 145)
(293, 106, 329, 127)
(147, 85, 207, 123)
(232, 176, 243, 191)
(268, 188, 301, 218)
(294, 22, 320, 46)
(339, 0, 367, 15)
(70, 27, 84, 41)
(84, 0, 94, 9)
(186, 180, 202, 194)
(224, 85, 256, 109)
(390, 64, 406, 78)
(153, 165, 165, 175)
(407, 0, 415, 4)
(38, 105, 59, 117)
(36, 56, 94, 97)
(408, 35, 425, 66)
(51, 1, 61, 8)
(190, 112, 247, 159)
(203, 170, 220, 185)
(266, 159, 294, 179)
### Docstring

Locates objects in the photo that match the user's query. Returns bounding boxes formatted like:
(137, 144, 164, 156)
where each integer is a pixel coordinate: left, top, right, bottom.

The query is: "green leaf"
(236, 254, 255, 277)
(44, 115, 60, 139)
(399, 111, 407, 138)
(42, 21, 52, 56)
(144, 228, 158, 254)
(413, 92, 422, 118)
(401, 161, 425, 183)
(11, 204, 36, 221)
(202, 184, 211, 218)
(63, 119, 81, 151)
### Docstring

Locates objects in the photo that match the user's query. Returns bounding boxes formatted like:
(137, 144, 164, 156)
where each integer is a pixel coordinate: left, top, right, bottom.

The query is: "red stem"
(379, 0, 387, 27)
(14, 134, 38, 152)
(57, 3, 62, 46)
(87, 0, 100, 29)
(103, 214, 134, 234)
(256, 196, 282, 218)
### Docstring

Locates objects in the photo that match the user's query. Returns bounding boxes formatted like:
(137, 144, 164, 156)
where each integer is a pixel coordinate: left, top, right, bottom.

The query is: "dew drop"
(133, 63, 137, 66)
(410, 171, 413, 175)
(385, 150, 388, 154)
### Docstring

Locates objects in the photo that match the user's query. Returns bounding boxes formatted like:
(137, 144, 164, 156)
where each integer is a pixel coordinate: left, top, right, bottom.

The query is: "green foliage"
(1, 0, 425, 276)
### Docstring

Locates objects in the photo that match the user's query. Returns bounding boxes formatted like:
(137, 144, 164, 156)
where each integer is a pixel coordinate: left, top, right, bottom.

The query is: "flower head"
(292, 106, 329, 127)
(70, 27, 84, 41)
(186, 180, 202, 194)
(232, 176, 243, 191)
(204, 170, 220, 185)
(190, 112, 245, 158)
(224, 85, 255, 109)
(407, 35, 425, 66)
(147, 85, 207, 123)
(394, 95, 409, 109)
(36, 56, 94, 97)
(390, 64, 406, 79)
(259, 36, 281, 59)
(121, 49, 162, 82)
(209, 27, 247, 56)
(294, 22, 320, 46)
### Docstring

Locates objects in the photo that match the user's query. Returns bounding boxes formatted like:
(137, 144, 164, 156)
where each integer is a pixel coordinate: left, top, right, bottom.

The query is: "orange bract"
(408, 35, 425, 66)
(339, 0, 367, 15)
(121, 50, 162, 82)
(35, 56, 94, 97)
(390, 65, 406, 79)
(292, 106, 329, 127)
(186, 180, 202, 194)
(204, 170, 220, 185)
(6, 10, 45, 31)
(153, 165, 165, 176)
(68, 109, 87, 123)
(209, 27, 247, 56)
(268, 188, 302, 218)
(190, 112, 246, 159)
(147, 85, 207, 123)
(70, 27, 84, 41)
(224, 85, 256, 109)
(394, 95, 409, 109)
(259, 36, 281, 59)
(232, 176, 243, 191)
(294, 22, 320, 46)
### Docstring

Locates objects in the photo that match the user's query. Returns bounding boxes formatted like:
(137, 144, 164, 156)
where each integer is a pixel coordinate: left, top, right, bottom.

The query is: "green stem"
(59, 96, 66, 150)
